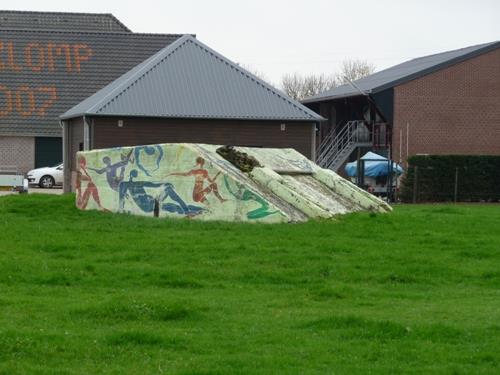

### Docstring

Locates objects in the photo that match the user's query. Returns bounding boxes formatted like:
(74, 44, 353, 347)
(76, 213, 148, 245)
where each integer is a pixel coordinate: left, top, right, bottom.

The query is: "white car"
(27, 163, 64, 188)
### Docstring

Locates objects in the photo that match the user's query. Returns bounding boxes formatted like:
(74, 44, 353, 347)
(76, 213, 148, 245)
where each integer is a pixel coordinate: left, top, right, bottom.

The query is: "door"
(35, 137, 62, 168)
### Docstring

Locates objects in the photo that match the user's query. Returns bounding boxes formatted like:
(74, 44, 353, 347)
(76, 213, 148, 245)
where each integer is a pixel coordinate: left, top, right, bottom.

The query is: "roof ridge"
(0, 10, 131, 32)
(96, 35, 319, 119)
(0, 9, 116, 16)
(407, 41, 499, 63)
(0, 27, 189, 37)
(94, 35, 193, 114)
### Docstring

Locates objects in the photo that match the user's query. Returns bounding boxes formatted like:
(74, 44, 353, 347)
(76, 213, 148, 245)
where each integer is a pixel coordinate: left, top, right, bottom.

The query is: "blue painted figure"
(134, 145, 164, 177)
(118, 170, 203, 216)
(88, 150, 133, 191)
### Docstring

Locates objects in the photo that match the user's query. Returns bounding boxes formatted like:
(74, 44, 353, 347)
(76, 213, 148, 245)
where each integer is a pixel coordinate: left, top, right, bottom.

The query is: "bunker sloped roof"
(302, 40, 500, 103)
(0, 10, 130, 32)
(61, 35, 323, 122)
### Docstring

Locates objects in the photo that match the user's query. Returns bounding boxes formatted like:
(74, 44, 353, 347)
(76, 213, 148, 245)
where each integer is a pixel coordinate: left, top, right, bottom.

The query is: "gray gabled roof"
(61, 35, 323, 122)
(303, 40, 500, 103)
(0, 10, 130, 32)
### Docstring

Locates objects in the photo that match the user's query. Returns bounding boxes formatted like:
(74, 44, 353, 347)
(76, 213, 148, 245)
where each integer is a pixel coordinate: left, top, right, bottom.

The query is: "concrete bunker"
(75, 143, 391, 223)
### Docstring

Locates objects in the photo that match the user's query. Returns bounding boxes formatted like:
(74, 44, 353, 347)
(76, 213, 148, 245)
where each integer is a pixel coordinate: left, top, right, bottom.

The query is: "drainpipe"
(312, 121, 319, 162)
(83, 115, 90, 151)
(60, 120, 71, 193)
(345, 78, 388, 123)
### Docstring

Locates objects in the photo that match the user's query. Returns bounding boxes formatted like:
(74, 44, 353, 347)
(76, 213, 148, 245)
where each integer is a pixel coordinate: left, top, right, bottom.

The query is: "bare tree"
(281, 73, 337, 101)
(280, 59, 375, 100)
(336, 59, 375, 85)
(280, 73, 304, 101)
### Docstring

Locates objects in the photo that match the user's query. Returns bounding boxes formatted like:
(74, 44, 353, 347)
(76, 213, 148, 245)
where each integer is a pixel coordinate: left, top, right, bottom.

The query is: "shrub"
(400, 155, 500, 202)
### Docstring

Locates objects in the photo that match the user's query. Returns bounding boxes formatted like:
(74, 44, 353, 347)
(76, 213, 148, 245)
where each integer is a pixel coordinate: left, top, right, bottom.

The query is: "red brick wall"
(392, 47, 500, 164)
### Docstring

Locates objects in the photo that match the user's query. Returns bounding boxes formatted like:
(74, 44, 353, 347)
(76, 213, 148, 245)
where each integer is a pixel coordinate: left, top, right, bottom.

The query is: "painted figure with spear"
(168, 156, 227, 205)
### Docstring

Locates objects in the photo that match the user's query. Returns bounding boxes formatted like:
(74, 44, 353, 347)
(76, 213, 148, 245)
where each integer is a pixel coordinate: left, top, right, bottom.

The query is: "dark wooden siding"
(91, 117, 315, 159)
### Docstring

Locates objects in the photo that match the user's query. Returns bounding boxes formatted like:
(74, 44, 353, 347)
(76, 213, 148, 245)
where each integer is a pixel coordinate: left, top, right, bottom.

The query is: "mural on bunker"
(75, 143, 285, 222)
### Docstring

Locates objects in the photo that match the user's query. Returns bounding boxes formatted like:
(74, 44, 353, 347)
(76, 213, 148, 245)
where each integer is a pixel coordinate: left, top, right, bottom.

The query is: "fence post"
(454, 167, 459, 203)
(412, 166, 418, 204)
(154, 199, 160, 217)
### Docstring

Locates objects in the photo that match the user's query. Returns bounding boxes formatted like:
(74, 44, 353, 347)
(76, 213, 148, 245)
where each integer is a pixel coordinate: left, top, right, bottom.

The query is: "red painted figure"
(76, 156, 106, 210)
(169, 156, 226, 204)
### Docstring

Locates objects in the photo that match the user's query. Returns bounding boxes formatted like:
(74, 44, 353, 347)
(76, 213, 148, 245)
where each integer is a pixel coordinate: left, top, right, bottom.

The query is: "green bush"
(400, 155, 500, 202)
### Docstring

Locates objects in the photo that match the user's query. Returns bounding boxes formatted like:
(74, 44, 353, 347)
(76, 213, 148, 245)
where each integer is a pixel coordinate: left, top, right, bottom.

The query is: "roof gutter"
(301, 88, 369, 104)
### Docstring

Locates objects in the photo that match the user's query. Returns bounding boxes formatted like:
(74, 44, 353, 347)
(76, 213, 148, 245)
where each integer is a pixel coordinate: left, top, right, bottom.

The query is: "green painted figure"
(223, 176, 278, 219)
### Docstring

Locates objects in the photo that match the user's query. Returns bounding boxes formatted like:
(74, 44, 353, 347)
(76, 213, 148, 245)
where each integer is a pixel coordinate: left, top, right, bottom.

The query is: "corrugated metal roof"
(0, 29, 184, 137)
(303, 41, 500, 103)
(61, 35, 323, 122)
(0, 10, 130, 32)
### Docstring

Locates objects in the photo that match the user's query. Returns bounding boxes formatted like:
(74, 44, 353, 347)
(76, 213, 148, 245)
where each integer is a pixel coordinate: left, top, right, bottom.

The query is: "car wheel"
(39, 175, 55, 188)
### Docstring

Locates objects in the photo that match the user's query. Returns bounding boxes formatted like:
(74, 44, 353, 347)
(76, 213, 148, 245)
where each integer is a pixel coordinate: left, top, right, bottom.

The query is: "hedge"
(400, 155, 500, 203)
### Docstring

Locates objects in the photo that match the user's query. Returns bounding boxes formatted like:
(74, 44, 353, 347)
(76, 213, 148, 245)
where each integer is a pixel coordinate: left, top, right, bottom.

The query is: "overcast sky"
(4, 0, 499, 85)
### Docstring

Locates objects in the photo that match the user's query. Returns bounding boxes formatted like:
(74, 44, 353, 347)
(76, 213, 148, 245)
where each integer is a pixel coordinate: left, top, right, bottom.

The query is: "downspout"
(345, 78, 393, 155)
(83, 115, 90, 151)
(60, 120, 71, 193)
(311, 121, 319, 162)
(345, 78, 387, 122)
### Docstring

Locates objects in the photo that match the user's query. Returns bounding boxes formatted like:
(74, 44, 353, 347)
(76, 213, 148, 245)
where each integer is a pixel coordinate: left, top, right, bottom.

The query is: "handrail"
(317, 122, 350, 162)
(316, 121, 371, 169)
(317, 122, 351, 164)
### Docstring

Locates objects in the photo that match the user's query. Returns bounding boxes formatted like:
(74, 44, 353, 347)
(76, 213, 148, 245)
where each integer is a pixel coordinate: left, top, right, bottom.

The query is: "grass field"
(0, 194, 499, 374)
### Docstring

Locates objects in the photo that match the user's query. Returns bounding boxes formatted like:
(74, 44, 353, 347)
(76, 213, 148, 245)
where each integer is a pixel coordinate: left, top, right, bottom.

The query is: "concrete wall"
(393, 47, 500, 162)
(76, 143, 391, 222)
(0, 136, 35, 173)
(76, 143, 288, 223)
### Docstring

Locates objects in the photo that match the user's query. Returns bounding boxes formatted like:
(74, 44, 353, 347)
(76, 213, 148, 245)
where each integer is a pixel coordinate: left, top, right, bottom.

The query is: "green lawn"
(0, 194, 499, 374)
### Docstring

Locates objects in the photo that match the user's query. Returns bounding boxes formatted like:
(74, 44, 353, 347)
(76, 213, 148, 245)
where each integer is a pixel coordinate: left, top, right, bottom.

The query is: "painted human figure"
(134, 145, 164, 177)
(88, 150, 133, 191)
(118, 169, 203, 216)
(76, 156, 107, 211)
(169, 157, 226, 204)
(223, 176, 278, 219)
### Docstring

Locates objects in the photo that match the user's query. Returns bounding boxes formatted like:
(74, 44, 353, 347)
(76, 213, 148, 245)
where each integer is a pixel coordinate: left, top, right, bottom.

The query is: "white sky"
(3, 0, 499, 85)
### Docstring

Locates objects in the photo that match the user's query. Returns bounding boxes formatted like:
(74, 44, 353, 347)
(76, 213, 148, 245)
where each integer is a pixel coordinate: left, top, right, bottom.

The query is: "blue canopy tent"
(345, 152, 404, 177)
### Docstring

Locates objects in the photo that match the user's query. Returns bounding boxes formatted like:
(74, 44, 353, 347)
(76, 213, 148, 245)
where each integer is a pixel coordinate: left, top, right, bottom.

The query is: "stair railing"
(317, 121, 370, 169)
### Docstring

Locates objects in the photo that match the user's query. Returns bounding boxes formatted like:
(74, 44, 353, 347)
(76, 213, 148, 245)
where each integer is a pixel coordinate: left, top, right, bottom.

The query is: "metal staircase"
(316, 120, 373, 171)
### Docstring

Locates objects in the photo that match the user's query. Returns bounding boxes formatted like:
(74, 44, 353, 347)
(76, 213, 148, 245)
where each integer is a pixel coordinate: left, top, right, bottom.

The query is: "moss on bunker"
(216, 145, 262, 173)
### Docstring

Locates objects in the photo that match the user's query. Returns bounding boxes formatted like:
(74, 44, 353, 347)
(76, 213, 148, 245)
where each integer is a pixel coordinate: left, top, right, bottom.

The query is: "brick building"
(0, 10, 184, 172)
(302, 41, 500, 171)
